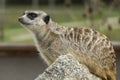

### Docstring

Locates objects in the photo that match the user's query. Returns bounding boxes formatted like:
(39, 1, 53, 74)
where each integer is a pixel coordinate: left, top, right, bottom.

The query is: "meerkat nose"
(18, 17, 23, 22)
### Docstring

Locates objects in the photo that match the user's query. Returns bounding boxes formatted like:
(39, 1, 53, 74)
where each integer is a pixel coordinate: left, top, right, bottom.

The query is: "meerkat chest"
(35, 36, 69, 65)
(41, 37, 68, 54)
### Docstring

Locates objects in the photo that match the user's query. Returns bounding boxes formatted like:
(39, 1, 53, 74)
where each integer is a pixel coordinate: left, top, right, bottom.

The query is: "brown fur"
(35, 24, 116, 80)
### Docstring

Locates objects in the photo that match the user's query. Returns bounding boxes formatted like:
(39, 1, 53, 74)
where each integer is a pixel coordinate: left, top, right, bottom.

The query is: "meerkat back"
(59, 27, 116, 80)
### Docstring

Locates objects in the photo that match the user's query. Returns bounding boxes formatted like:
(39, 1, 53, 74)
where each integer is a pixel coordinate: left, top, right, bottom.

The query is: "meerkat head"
(18, 10, 51, 32)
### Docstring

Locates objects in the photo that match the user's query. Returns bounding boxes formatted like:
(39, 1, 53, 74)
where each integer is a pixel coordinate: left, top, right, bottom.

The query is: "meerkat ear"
(43, 15, 50, 24)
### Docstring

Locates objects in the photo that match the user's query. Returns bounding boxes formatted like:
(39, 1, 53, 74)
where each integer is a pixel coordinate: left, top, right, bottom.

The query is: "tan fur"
(19, 10, 116, 80)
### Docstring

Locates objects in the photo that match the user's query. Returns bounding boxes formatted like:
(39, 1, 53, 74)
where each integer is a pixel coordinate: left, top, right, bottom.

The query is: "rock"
(35, 54, 101, 80)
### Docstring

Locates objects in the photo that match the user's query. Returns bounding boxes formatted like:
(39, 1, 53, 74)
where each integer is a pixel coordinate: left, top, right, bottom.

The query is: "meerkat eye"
(27, 12, 38, 20)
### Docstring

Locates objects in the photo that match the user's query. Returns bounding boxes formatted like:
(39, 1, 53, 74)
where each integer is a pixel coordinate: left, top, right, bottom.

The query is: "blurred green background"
(0, 0, 120, 43)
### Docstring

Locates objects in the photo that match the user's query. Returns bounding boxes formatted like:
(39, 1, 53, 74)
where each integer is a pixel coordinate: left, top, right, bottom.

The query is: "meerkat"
(18, 10, 116, 80)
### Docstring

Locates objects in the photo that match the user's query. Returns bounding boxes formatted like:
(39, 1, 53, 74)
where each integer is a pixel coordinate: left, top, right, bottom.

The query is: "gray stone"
(35, 54, 101, 80)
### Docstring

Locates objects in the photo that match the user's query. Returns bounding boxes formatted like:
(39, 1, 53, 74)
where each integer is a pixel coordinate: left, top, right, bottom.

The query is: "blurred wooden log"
(0, 42, 120, 56)
(0, 43, 38, 56)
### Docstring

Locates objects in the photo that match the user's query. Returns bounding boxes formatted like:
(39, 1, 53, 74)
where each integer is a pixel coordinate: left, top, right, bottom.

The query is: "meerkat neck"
(34, 28, 50, 42)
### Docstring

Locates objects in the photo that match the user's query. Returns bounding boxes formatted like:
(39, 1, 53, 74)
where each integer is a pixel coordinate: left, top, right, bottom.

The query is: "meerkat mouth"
(18, 18, 31, 25)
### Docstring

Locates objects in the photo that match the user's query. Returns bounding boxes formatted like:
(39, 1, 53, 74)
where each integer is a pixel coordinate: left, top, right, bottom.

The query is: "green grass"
(2, 5, 120, 42)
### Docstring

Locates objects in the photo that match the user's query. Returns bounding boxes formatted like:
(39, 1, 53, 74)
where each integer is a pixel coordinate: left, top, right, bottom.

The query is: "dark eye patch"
(27, 12, 38, 20)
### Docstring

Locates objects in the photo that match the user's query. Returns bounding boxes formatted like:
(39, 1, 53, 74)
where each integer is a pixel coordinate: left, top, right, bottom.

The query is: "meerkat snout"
(18, 17, 23, 22)
(18, 17, 31, 25)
